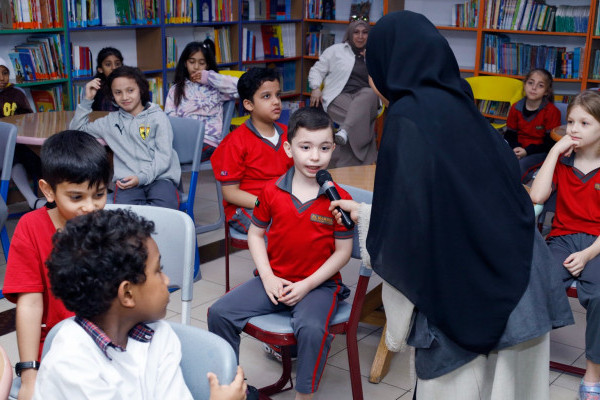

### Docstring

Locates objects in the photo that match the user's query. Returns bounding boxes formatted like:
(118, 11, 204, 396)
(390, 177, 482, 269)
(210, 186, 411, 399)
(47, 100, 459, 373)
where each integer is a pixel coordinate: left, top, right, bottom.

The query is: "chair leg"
(259, 346, 294, 397)
(225, 224, 230, 292)
(347, 329, 364, 400)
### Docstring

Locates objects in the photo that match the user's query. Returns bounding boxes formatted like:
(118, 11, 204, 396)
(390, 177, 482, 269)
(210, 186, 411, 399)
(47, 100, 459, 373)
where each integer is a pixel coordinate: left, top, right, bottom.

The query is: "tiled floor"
(0, 170, 588, 399)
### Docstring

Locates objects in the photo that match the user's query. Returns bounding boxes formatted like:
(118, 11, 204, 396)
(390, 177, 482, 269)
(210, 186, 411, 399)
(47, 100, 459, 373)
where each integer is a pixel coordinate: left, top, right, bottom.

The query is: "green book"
(114, 0, 131, 24)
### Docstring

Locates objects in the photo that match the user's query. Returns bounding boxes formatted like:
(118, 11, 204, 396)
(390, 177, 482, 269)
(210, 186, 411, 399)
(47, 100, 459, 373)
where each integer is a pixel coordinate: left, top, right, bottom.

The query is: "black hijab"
(365, 11, 534, 354)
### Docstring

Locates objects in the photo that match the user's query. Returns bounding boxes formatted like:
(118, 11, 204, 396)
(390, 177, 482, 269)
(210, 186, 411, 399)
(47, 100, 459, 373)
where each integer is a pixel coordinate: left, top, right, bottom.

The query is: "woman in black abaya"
(332, 11, 573, 399)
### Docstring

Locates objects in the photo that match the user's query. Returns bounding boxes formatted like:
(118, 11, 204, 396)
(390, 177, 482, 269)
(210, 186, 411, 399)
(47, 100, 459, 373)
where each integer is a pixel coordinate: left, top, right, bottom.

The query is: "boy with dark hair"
(34, 209, 247, 400)
(210, 67, 293, 233)
(3, 130, 110, 400)
(209, 107, 353, 400)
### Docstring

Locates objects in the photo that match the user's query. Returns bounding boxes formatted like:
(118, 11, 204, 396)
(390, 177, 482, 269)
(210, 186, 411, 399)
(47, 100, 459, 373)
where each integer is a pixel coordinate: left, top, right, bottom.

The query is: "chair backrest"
(13, 86, 36, 113)
(167, 321, 238, 398)
(104, 204, 196, 324)
(465, 76, 523, 105)
(221, 99, 236, 140)
(0, 122, 17, 199)
(169, 116, 205, 173)
(555, 102, 568, 125)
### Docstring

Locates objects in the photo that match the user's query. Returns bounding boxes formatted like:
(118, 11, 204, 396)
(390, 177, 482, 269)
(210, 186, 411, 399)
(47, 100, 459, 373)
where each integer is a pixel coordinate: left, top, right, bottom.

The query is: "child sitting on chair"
(210, 67, 293, 233)
(34, 209, 247, 400)
(70, 66, 181, 209)
(208, 107, 353, 400)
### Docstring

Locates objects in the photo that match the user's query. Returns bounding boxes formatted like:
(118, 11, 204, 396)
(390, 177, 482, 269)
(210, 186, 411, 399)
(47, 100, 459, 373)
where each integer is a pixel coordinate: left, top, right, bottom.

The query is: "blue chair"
(0, 122, 16, 259)
(555, 102, 568, 125)
(241, 185, 373, 400)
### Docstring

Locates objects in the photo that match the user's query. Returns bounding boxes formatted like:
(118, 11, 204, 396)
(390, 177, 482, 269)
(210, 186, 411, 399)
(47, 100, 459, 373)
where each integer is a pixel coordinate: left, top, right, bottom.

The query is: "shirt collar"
(244, 119, 284, 141)
(74, 316, 155, 360)
(275, 167, 327, 197)
(560, 153, 575, 167)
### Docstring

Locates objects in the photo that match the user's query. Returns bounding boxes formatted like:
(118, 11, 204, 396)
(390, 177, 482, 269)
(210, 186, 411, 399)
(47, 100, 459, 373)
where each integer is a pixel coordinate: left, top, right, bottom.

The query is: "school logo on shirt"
(310, 213, 333, 225)
(139, 125, 150, 140)
(536, 125, 544, 130)
(220, 171, 228, 176)
(595, 183, 600, 191)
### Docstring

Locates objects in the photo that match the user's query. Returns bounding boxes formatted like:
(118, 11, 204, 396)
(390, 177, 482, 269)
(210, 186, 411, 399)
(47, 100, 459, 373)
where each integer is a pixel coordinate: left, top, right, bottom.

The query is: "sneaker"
(580, 380, 600, 400)
(334, 129, 348, 145)
(262, 343, 298, 361)
(246, 385, 260, 400)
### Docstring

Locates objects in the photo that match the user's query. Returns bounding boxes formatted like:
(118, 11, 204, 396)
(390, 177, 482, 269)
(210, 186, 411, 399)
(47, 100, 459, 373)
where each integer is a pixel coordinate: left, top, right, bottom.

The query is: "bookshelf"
(403, 0, 600, 100)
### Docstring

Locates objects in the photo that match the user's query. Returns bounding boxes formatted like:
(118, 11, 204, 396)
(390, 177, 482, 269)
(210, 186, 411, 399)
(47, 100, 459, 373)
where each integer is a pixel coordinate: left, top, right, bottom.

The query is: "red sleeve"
(251, 183, 273, 229)
(210, 126, 247, 185)
(333, 185, 354, 239)
(3, 216, 46, 303)
(506, 104, 518, 131)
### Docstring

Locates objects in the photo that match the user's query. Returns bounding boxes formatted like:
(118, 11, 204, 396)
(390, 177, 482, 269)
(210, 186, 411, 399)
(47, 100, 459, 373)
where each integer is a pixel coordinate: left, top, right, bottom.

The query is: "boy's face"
(132, 237, 170, 322)
(111, 77, 144, 116)
(39, 180, 107, 228)
(0, 66, 9, 90)
(284, 127, 335, 180)
(243, 79, 281, 124)
(97, 55, 122, 78)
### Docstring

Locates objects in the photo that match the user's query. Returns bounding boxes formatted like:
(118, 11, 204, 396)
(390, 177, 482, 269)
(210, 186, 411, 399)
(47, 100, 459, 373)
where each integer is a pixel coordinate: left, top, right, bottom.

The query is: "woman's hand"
(310, 88, 323, 107)
(329, 199, 360, 225)
(85, 78, 102, 100)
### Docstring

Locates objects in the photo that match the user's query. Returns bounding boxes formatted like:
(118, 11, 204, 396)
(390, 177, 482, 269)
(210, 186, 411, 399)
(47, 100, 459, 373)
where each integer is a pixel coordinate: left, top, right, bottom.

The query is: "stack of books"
(71, 44, 93, 77)
(67, 0, 100, 28)
(114, 0, 159, 25)
(0, 0, 63, 29)
(9, 34, 66, 82)
(452, 0, 478, 28)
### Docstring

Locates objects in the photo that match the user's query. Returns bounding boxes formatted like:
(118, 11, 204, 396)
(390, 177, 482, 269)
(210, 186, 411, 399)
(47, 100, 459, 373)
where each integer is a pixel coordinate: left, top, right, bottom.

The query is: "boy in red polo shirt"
(210, 67, 293, 233)
(208, 107, 354, 400)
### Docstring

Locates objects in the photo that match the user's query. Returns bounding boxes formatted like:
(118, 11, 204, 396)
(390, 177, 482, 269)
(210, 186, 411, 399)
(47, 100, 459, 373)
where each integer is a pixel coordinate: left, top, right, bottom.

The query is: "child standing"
(2, 130, 110, 400)
(210, 67, 293, 233)
(90, 47, 123, 111)
(34, 209, 247, 400)
(530, 90, 600, 400)
(70, 66, 181, 209)
(505, 68, 561, 181)
(165, 40, 239, 161)
(208, 107, 353, 400)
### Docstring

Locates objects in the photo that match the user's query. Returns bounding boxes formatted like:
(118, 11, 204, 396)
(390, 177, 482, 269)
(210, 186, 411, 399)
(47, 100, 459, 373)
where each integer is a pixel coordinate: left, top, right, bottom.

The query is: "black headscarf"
(365, 11, 534, 354)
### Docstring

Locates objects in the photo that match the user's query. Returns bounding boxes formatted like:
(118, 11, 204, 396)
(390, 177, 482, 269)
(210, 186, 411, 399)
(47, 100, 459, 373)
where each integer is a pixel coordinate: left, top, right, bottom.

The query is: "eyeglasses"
(349, 15, 368, 22)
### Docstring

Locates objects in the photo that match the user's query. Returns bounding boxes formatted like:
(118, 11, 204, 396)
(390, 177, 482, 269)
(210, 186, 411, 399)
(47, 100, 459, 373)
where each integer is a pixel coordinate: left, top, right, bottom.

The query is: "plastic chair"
(168, 321, 238, 398)
(105, 204, 197, 324)
(223, 202, 249, 292)
(465, 76, 523, 130)
(241, 184, 373, 400)
(555, 102, 568, 125)
(0, 122, 16, 261)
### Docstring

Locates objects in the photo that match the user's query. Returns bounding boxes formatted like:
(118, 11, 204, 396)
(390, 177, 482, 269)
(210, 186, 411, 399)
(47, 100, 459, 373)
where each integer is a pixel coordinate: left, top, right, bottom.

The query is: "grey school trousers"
(548, 233, 600, 363)
(207, 276, 349, 394)
(113, 179, 179, 210)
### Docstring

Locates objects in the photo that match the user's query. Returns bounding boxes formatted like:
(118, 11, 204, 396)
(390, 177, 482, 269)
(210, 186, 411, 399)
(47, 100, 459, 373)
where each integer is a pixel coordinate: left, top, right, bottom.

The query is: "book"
(8, 53, 25, 82)
(30, 88, 57, 112)
(16, 50, 37, 81)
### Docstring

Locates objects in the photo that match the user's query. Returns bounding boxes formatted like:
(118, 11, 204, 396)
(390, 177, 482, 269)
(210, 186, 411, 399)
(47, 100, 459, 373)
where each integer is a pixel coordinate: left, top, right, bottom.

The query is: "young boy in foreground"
(208, 107, 354, 399)
(34, 209, 247, 399)
(210, 67, 293, 233)
(2, 130, 110, 400)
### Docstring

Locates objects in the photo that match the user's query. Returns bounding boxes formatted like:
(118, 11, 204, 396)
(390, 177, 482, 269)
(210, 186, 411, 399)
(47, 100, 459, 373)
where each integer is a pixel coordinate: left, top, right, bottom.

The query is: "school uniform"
(208, 167, 353, 394)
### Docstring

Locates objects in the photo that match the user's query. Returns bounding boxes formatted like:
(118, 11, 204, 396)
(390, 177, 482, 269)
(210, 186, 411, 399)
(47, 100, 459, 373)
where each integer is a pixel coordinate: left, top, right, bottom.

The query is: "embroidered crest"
(595, 183, 600, 191)
(310, 213, 333, 225)
(536, 125, 544, 130)
(139, 125, 150, 140)
(220, 171, 228, 176)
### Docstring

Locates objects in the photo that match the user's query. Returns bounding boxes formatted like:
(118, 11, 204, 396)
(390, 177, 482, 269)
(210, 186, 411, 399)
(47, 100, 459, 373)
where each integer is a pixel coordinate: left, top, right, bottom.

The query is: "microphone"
(316, 170, 355, 230)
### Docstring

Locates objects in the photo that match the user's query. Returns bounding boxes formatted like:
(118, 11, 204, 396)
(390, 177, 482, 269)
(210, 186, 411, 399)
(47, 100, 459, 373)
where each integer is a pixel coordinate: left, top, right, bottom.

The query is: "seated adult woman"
(308, 18, 379, 168)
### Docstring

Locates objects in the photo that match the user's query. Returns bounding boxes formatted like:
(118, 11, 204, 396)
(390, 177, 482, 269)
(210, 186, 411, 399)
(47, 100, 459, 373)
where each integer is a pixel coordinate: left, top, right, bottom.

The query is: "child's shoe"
(334, 129, 348, 145)
(246, 385, 260, 400)
(262, 343, 297, 361)
(580, 380, 600, 400)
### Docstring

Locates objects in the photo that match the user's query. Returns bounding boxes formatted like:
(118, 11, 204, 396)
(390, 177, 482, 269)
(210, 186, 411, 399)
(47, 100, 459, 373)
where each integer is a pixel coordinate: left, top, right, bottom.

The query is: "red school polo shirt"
(549, 154, 600, 238)
(211, 120, 294, 221)
(251, 167, 354, 283)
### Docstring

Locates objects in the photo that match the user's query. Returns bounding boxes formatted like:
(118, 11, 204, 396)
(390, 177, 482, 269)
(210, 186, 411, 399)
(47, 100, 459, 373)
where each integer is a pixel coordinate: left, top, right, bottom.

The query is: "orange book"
(30, 89, 56, 112)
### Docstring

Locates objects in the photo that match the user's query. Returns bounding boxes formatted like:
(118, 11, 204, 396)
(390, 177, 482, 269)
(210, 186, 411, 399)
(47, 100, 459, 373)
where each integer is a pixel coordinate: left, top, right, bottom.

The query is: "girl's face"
(186, 50, 207, 80)
(352, 26, 369, 49)
(111, 77, 144, 116)
(567, 105, 600, 151)
(524, 72, 549, 103)
(98, 55, 123, 78)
